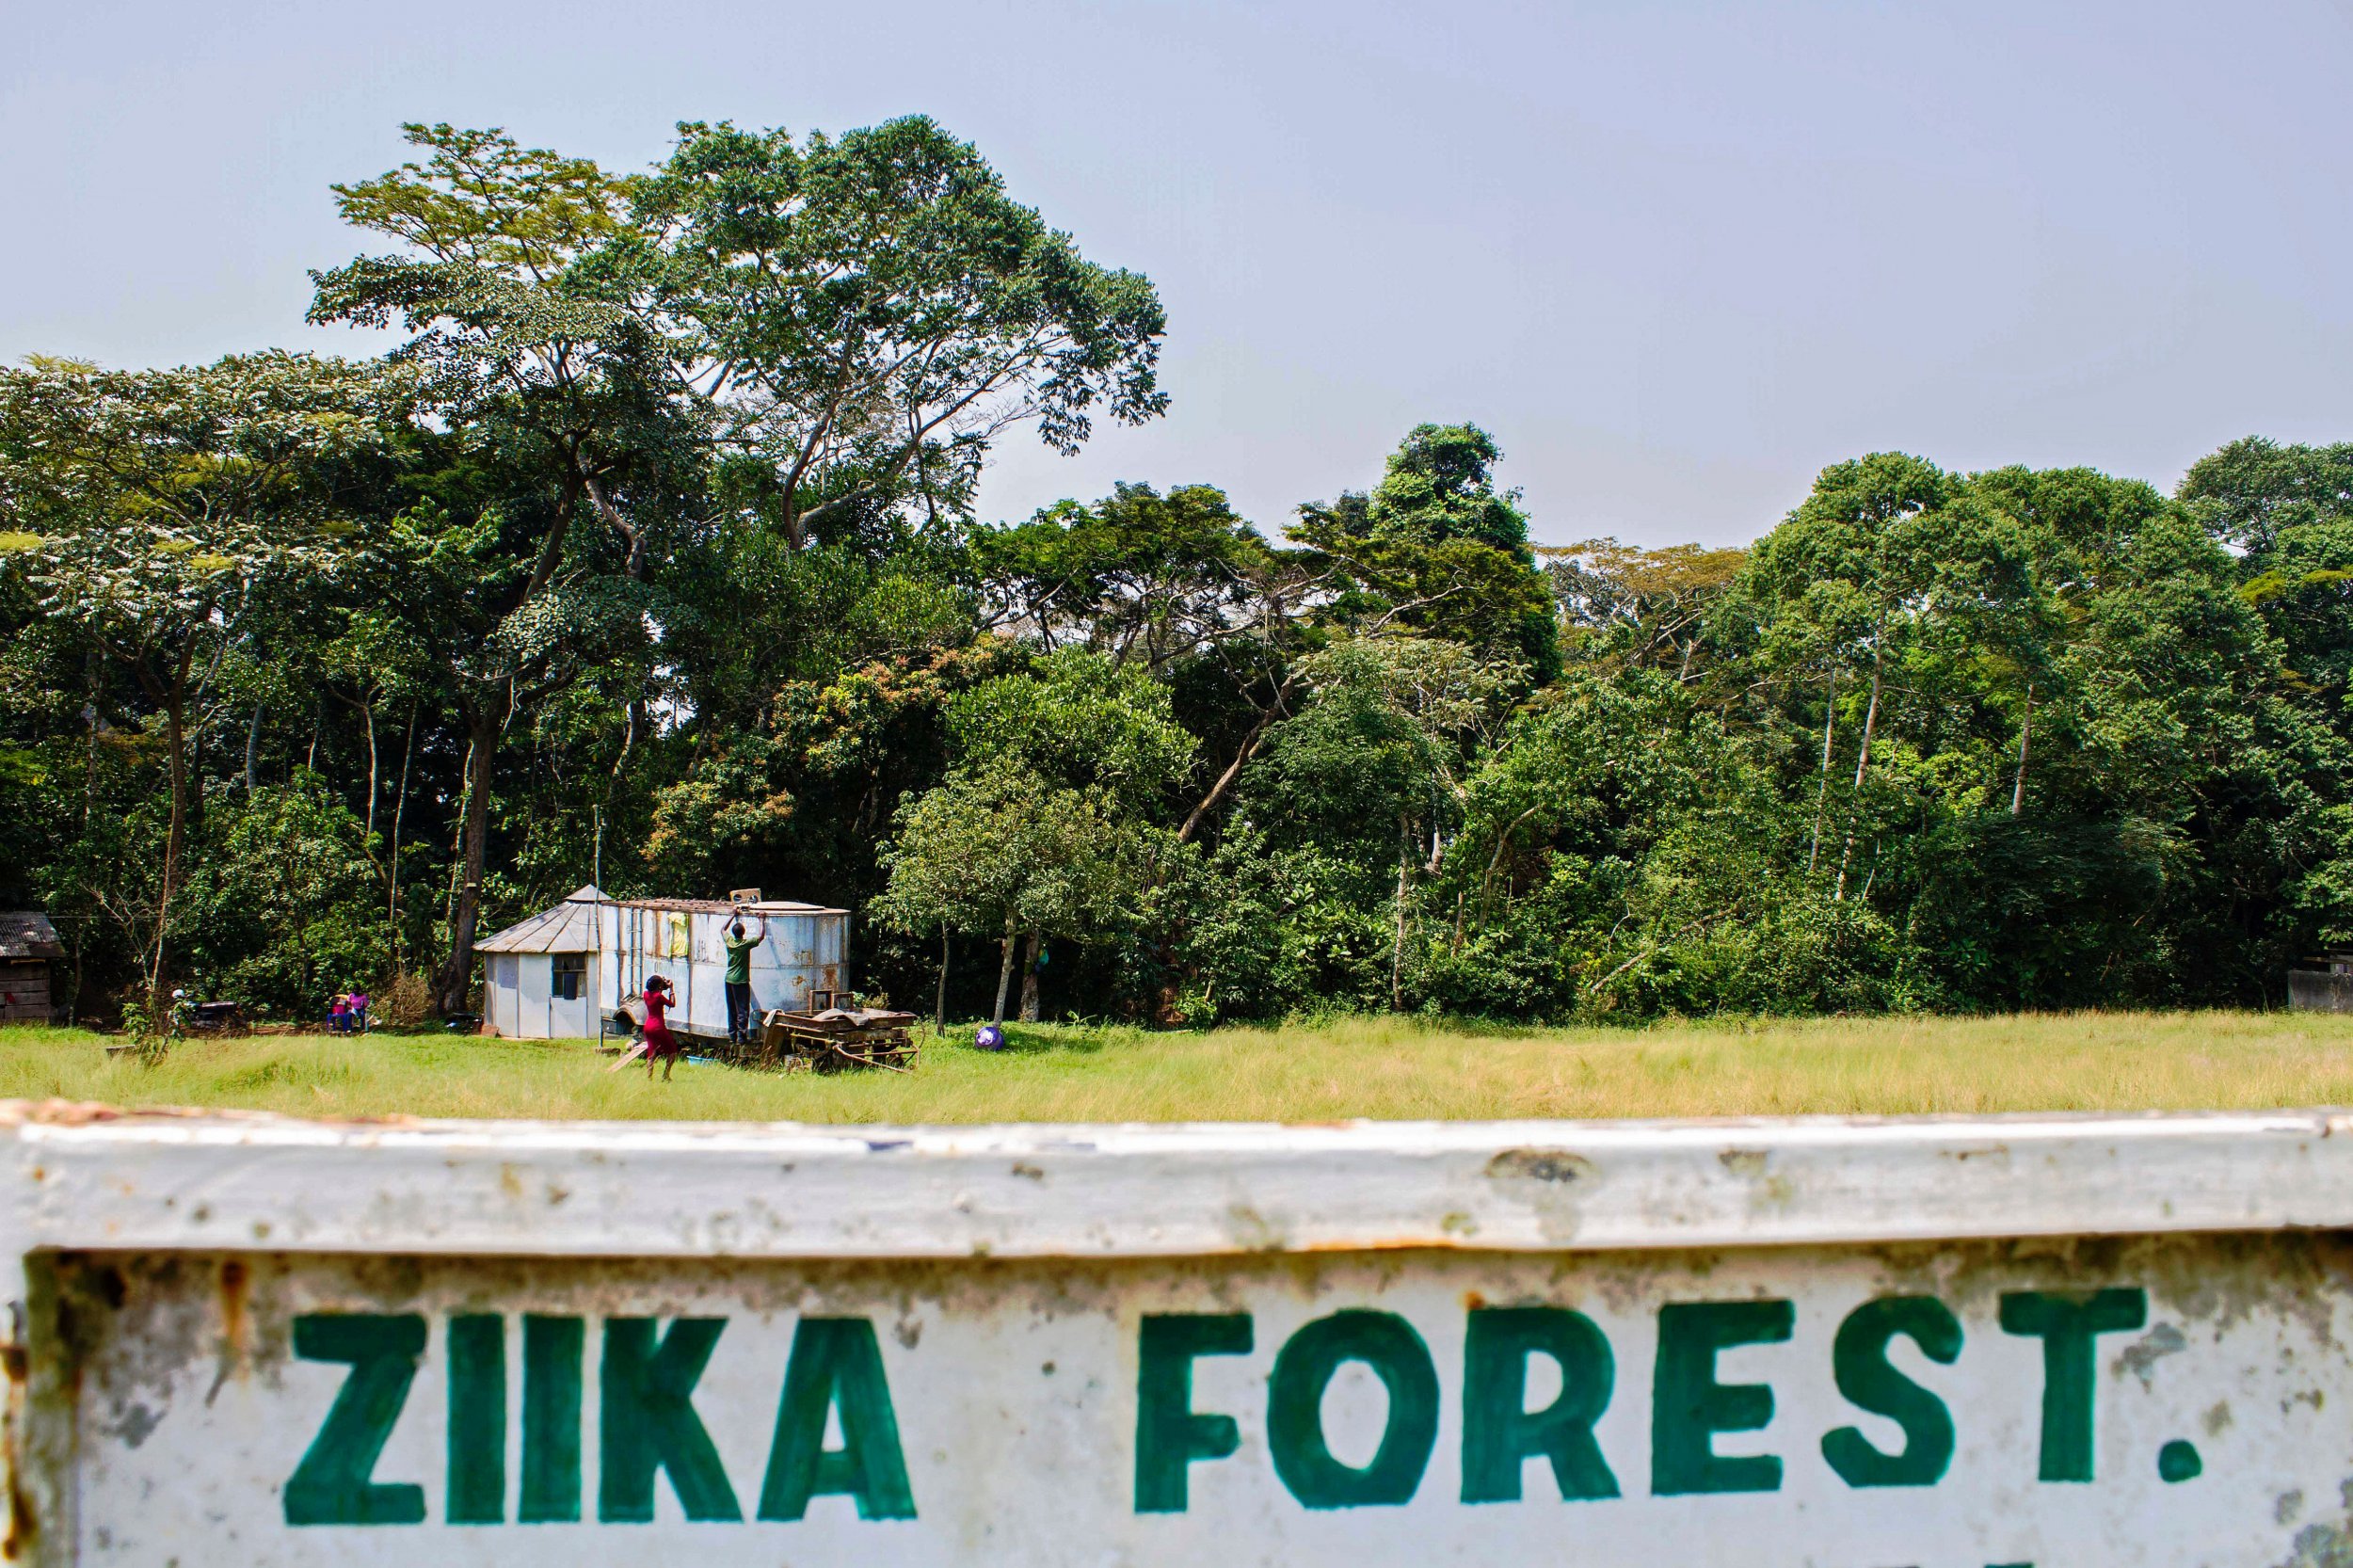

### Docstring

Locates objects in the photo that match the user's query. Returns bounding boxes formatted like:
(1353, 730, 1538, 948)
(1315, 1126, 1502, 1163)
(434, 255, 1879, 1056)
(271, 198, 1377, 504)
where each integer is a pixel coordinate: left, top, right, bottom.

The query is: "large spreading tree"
(632, 116, 1169, 548)
(0, 352, 396, 1023)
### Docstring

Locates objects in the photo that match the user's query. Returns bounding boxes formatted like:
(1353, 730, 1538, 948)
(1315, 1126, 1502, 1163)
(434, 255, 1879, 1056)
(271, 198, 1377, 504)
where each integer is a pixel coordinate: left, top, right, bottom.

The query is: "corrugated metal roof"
(620, 897, 850, 916)
(0, 912, 63, 962)
(476, 888, 847, 955)
(475, 887, 608, 954)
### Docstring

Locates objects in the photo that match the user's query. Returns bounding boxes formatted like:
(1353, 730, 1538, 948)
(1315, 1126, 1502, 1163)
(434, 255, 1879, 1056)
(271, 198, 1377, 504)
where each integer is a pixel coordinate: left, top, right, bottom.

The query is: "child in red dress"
(641, 976, 681, 1081)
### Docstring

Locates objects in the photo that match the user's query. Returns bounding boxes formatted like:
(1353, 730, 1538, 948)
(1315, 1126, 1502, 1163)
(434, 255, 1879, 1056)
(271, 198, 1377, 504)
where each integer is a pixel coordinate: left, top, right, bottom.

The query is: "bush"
(174, 774, 388, 1016)
(379, 971, 433, 1027)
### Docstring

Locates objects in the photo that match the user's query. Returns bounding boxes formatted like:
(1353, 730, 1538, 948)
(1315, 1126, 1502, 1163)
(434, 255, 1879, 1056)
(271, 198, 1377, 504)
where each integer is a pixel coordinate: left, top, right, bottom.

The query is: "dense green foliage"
(5, 120, 2350, 1029)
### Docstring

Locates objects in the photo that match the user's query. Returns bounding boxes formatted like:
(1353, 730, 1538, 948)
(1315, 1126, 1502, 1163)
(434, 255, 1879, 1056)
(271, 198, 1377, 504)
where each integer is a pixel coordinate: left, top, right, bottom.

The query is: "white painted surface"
(7, 1106, 2353, 1565)
(44, 1234, 2353, 1566)
(484, 949, 584, 1039)
(488, 957, 519, 1036)
(518, 954, 551, 1038)
(3, 1107, 2350, 1260)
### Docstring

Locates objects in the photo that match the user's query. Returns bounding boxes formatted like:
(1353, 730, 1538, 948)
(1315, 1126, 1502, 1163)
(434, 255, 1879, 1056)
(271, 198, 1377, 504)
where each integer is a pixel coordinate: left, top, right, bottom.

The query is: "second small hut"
(0, 912, 63, 1026)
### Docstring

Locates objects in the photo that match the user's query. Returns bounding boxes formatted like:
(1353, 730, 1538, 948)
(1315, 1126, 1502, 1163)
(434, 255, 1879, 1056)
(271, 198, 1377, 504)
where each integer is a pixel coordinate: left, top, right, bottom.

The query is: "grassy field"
(4, 1011, 2353, 1122)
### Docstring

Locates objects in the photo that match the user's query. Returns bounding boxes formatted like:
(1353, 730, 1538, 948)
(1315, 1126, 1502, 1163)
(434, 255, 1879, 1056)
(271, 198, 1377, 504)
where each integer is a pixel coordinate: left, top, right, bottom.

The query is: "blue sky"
(8, 0, 2352, 546)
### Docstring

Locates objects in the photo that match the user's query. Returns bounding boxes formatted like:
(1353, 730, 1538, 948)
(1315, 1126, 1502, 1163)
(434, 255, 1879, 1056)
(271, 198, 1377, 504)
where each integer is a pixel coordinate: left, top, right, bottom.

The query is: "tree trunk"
(1479, 805, 1544, 926)
(1833, 630, 1885, 902)
(66, 920, 84, 1028)
(609, 698, 640, 783)
(1176, 673, 1301, 844)
(1391, 814, 1411, 1012)
(935, 926, 949, 1037)
(148, 688, 190, 1024)
(990, 915, 1017, 1026)
(244, 701, 263, 796)
(81, 648, 102, 830)
(1178, 715, 1272, 842)
(361, 699, 379, 843)
(2010, 684, 2033, 817)
(387, 704, 416, 971)
(1018, 932, 1043, 1022)
(439, 734, 474, 969)
(1807, 664, 1837, 872)
(581, 472, 652, 582)
(436, 705, 502, 1016)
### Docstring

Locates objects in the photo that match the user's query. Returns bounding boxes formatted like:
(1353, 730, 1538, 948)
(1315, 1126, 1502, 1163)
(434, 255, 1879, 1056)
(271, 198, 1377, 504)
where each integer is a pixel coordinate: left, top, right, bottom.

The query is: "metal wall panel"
(2288, 969, 2353, 1012)
(517, 955, 551, 1039)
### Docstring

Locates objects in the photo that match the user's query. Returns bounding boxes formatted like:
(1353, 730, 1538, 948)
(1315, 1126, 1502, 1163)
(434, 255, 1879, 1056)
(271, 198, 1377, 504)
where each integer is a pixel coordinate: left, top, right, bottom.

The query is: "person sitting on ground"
(722, 910, 770, 1049)
(642, 975, 681, 1082)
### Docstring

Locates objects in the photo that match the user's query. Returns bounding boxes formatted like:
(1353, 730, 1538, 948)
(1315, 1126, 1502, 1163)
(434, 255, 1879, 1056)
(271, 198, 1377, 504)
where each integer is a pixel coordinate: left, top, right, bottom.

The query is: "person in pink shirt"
(641, 976, 680, 1081)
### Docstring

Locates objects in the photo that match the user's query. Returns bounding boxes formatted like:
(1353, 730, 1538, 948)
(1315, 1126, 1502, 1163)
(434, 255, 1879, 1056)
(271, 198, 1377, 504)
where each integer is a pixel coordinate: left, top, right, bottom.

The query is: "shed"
(0, 912, 63, 1025)
(476, 886, 610, 1040)
(476, 886, 850, 1041)
(2288, 952, 2353, 1013)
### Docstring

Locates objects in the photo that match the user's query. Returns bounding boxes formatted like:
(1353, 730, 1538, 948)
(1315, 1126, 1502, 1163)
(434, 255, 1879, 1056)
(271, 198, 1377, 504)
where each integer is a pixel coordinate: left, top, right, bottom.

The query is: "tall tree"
(0, 352, 393, 1023)
(945, 647, 1196, 816)
(1543, 537, 1748, 683)
(1739, 453, 2034, 895)
(937, 647, 1194, 1014)
(968, 483, 1329, 840)
(1293, 424, 1559, 679)
(2178, 436, 2353, 557)
(632, 116, 1170, 547)
(872, 768, 1157, 1025)
(311, 124, 702, 1013)
(1242, 635, 1518, 1008)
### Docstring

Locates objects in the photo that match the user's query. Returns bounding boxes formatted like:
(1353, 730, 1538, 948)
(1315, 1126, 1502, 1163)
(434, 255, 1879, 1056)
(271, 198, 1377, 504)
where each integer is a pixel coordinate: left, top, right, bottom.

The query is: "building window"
(552, 952, 586, 1001)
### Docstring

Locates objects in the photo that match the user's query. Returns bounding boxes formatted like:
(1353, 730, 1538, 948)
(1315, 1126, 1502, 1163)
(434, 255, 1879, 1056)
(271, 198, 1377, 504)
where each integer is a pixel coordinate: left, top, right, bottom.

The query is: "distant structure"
(2288, 953, 2353, 1014)
(474, 886, 848, 1040)
(0, 913, 63, 1025)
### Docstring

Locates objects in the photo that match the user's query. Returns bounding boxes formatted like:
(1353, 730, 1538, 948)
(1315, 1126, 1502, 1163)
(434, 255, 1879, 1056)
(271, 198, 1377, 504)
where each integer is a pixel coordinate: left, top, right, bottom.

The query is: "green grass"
(6, 1011, 2353, 1122)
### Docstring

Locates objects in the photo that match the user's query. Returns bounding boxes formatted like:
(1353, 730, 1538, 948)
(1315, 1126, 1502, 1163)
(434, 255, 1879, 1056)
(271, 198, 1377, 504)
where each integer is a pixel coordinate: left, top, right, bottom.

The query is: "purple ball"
(974, 1023, 1006, 1051)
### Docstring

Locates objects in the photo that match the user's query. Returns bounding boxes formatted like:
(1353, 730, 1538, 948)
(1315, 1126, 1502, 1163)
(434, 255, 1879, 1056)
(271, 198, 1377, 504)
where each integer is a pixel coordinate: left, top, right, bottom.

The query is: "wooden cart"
(756, 1005, 921, 1073)
(602, 994, 921, 1074)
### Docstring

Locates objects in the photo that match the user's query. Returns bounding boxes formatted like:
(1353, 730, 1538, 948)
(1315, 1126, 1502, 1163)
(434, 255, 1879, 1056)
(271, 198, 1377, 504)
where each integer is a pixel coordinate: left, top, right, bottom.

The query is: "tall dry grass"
(5, 1011, 2352, 1123)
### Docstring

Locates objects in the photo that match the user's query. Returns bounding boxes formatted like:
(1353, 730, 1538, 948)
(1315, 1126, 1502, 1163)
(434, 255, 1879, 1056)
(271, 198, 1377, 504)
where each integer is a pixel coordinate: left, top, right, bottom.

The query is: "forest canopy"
(7, 118, 2353, 1029)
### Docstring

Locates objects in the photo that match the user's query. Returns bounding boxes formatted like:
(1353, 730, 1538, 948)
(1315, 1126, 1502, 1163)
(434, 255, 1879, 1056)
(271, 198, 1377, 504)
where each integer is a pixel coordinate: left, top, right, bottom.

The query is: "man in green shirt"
(722, 911, 769, 1048)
